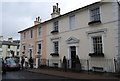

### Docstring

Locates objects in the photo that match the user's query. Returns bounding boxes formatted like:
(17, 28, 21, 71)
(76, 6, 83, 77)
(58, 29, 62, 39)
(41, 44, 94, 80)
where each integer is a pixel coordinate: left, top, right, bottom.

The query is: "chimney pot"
(38, 16, 40, 21)
(51, 3, 60, 18)
(34, 16, 41, 25)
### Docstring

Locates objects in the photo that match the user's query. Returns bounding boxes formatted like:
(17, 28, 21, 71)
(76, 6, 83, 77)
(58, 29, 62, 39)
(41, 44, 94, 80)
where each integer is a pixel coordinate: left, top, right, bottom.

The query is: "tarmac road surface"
(2, 70, 119, 81)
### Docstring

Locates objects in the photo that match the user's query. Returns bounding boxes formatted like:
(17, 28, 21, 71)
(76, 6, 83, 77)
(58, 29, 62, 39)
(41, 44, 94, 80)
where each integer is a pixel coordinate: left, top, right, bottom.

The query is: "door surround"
(66, 37, 79, 68)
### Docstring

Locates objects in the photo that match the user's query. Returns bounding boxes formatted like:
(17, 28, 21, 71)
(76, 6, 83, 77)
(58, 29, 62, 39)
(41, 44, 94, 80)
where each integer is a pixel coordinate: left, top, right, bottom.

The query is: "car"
(0, 58, 7, 74)
(6, 58, 20, 71)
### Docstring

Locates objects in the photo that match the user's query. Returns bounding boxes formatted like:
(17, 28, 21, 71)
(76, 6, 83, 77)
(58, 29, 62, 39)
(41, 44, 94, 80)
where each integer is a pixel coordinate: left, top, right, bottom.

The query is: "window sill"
(89, 53, 104, 57)
(50, 53, 59, 56)
(51, 30, 59, 34)
(88, 20, 101, 25)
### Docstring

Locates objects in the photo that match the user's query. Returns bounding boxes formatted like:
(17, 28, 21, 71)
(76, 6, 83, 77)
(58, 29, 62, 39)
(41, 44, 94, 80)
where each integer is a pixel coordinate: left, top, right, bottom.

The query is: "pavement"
(25, 68, 120, 80)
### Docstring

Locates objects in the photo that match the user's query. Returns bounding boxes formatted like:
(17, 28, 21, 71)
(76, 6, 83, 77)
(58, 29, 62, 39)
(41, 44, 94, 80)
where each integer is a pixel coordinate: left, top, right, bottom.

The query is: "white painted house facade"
(0, 36, 20, 58)
(45, 2, 120, 72)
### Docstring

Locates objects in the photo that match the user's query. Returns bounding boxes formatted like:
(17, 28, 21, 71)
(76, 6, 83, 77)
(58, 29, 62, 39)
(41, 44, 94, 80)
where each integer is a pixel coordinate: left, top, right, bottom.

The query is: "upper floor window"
(89, 7, 101, 23)
(29, 29, 33, 39)
(51, 21, 59, 34)
(69, 15, 76, 30)
(23, 32, 26, 40)
(38, 26, 42, 37)
(53, 21, 58, 31)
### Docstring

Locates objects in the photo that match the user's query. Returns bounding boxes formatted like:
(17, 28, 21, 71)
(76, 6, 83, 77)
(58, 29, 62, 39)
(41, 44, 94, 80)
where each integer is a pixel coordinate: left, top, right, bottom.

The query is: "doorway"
(29, 49, 32, 58)
(70, 46, 76, 69)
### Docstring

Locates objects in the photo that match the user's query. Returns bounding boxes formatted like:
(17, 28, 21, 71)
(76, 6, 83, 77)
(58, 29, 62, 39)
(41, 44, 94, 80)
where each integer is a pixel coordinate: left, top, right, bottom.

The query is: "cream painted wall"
(0, 45, 18, 58)
(46, 2, 118, 61)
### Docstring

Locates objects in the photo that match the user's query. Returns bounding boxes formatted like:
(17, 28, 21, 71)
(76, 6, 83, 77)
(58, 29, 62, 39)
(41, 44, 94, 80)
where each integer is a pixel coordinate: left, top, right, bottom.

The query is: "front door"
(29, 49, 32, 58)
(70, 46, 76, 69)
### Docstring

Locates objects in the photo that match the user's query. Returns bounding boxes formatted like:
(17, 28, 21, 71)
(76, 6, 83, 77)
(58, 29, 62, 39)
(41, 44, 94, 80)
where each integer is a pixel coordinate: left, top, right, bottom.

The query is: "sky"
(1, 0, 116, 40)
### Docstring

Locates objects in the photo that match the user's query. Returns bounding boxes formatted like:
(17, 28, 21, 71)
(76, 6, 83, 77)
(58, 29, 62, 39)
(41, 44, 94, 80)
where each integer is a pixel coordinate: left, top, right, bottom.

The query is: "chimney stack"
(34, 16, 41, 25)
(51, 3, 60, 18)
(8, 37, 13, 42)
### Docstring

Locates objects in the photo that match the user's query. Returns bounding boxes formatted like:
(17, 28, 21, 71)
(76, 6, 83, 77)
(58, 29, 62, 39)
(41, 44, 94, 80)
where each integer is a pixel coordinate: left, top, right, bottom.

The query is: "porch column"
(36, 58, 38, 68)
(67, 46, 71, 69)
(76, 46, 79, 56)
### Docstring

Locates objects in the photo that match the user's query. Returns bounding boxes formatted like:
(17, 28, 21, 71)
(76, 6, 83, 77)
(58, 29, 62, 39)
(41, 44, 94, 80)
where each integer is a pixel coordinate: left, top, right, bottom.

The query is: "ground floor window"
(92, 36, 103, 54)
(53, 41, 59, 53)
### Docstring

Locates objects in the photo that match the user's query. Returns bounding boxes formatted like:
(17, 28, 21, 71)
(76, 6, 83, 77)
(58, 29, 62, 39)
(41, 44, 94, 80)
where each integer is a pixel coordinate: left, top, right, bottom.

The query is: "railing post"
(87, 59, 89, 74)
(60, 59, 62, 68)
(47, 59, 49, 67)
(114, 57, 117, 72)
(67, 59, 69, 69)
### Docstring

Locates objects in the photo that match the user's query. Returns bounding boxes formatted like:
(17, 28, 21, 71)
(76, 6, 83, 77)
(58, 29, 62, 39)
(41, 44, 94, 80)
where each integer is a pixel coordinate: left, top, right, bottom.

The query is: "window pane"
(38, 26, 42, 36)
(69, 15, 75, 29)
(53, 21, 58, 31)
(90, 7, 100, 21)
(92, 36, 103, 54)
(53, 41, 59, 53)
(23, 32, 26, 39)
(38, 44, 41, 54)
(30, 29, 33, 38)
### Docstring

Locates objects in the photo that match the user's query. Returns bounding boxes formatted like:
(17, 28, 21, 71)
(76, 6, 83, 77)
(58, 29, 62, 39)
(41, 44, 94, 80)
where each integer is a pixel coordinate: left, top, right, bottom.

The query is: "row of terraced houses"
(18, 1, 120, 72)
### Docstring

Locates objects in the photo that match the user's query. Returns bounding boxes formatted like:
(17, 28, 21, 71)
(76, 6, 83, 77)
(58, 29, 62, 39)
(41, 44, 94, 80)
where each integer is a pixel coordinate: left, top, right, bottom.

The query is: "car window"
(6, 59, 15, 64)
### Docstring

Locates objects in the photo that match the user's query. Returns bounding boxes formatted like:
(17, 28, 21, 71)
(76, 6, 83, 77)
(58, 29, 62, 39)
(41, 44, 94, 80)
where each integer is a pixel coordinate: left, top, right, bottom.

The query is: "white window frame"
(89, 6, 101, 22)
(36, 42, 42, 55)
(52, 40, 59, 53)
(23, 32, 26, 40)
(29, 29, 33, 39)
(37, 26, 42, 37)
(89, 34, 104, 54)
(53, 21, 59, 31)
(69, 15, 76, 30)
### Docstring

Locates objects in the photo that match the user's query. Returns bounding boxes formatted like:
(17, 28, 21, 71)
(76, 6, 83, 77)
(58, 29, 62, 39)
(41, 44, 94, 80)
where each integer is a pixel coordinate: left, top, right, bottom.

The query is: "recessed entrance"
(70, 46, 76, 69)
(29, 49, 32, 58)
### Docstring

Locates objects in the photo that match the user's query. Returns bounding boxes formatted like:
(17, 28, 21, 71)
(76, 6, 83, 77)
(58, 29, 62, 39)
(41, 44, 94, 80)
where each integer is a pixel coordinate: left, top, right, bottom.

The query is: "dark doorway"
(29, 49, 32, 58)
(70, 46, 76, 69)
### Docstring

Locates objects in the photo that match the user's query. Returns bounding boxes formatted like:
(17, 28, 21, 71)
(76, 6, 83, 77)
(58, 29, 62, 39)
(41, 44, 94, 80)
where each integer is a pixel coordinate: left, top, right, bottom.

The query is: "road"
(2, 70, 68, 79)
(2, 70, 119, 81)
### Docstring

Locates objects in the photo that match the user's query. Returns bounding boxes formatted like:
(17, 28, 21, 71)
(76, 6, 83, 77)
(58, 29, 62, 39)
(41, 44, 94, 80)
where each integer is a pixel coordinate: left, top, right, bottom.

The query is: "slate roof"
(1, 41, 19, 46)
(18, 1, 101, 33)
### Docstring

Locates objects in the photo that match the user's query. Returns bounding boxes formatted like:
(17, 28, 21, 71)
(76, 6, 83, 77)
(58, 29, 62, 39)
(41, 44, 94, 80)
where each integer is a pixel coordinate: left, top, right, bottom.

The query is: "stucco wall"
(46, 2, 118, 71)
(20, 24, 46, 62)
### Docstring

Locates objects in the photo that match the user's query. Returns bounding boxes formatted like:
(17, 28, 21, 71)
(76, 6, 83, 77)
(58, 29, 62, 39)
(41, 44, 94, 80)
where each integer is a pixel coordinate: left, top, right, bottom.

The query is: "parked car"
(0, 58, 7, 74)
(6, 58, 20, 70)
